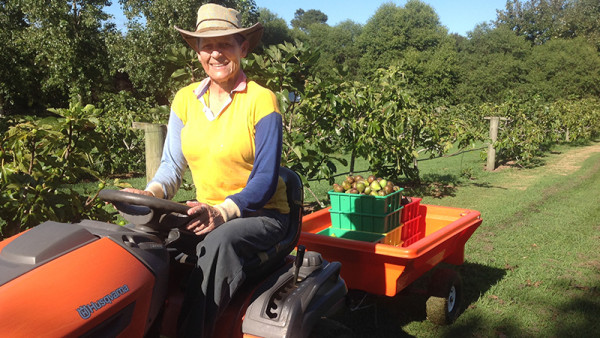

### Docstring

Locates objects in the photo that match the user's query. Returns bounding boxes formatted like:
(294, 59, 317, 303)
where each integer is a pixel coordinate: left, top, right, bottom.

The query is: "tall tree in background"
(257, 8, 293, 49)
(303, 20, 363, 81)
(0, 0, 113, 115)
(400, 38, 459, 105)
(564, 0, 600, 50)
(358, 0, 458, 105)
(496, 0, 573, 45)
(456, 24, 531, 104)
(526, 37, 600, 100)
(496, 0, 600, 49)
(290, 9, 328, 33)
(359, 1, 443, 71)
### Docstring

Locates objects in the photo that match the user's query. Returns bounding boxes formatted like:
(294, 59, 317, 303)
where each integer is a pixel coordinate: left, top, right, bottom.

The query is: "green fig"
(370, 180, 382, 191)
(356, 181, 366, 193)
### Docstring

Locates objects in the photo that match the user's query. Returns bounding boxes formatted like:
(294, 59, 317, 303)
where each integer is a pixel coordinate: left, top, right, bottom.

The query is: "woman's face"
(198, 35, 249, 89)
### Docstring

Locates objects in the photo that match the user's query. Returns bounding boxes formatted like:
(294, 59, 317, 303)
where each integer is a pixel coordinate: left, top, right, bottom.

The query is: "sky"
(106, 0, 508, 37)
(254, 0, 508, 36)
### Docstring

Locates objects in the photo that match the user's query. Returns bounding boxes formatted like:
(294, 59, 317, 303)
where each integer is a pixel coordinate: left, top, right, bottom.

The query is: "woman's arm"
(146, 110, 188, 199)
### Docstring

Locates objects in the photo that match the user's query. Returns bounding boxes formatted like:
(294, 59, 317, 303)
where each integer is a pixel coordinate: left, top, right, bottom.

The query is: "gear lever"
(293, 245, 306, 285)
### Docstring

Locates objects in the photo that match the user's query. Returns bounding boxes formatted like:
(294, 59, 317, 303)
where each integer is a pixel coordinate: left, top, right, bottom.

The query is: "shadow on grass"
(402, 172, 517, 198)
(494, 156, 547, 170)
(400, 173, 460, 199)
(459, 262, 507, 310)
(441, 277, 600, 337)
(470, 182, 508, 189)
(553, 286, 600, 337)
(327, 262, 506, 337)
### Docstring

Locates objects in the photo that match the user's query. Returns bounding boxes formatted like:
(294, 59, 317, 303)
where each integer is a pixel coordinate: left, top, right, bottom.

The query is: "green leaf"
(171, 69, 187, 79)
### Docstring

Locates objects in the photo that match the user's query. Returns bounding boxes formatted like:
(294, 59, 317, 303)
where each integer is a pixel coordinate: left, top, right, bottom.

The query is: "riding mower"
(0, 167, 347, 337)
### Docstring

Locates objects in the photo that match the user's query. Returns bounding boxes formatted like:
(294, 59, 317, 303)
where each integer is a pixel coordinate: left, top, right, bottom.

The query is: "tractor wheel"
(425, 268, 463, 325)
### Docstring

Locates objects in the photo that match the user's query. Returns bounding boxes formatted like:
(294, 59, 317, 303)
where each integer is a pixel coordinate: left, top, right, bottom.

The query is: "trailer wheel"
(426, 268, 463, 325)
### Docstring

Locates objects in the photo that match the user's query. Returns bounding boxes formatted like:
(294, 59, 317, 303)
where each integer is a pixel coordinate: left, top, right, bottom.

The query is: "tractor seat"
(242, 167, 304, 279)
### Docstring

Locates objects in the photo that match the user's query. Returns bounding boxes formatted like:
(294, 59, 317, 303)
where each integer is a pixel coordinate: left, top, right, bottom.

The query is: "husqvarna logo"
(76, 285, 130, 319)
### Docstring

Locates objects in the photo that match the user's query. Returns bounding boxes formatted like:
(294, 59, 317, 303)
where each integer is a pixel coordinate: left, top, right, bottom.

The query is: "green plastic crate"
(317, 227, 385, 243)
(329, 207, 403, 233)
(328, 188, 403, 214)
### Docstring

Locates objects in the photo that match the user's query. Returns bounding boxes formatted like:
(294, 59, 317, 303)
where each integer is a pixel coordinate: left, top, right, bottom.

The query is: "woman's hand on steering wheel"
(185, 201, 225, 236)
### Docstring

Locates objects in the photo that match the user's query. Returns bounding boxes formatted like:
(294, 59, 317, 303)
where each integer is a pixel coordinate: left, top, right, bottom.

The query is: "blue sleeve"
(228, 112, 282, 216)
(146, 110, 188, 200)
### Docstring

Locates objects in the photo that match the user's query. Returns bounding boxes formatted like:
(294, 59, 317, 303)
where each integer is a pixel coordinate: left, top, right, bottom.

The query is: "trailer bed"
(298, 202, 482, 297)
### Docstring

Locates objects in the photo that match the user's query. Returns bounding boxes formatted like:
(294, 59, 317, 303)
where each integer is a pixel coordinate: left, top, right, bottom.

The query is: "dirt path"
(546, 142, 600, 175)
(500, 142, 600, 190)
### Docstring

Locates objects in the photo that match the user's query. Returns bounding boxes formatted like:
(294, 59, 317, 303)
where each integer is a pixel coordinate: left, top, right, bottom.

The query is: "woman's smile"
(198, 35, 248, 91)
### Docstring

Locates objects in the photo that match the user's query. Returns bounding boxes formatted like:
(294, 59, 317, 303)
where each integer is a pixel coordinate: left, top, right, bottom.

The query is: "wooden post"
(483, 117, 501, 171)
(133, 122, 167, 183)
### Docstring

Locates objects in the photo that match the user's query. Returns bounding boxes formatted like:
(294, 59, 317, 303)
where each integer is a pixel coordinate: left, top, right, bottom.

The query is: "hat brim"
(174, 23, 264, 54)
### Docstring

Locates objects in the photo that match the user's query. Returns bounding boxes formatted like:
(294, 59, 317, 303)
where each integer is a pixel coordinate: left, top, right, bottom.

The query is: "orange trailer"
(298, 199, 482, 324)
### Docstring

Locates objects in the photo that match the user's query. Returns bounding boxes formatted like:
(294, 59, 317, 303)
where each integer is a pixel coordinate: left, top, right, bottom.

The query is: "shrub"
(0, 101, 113, 239)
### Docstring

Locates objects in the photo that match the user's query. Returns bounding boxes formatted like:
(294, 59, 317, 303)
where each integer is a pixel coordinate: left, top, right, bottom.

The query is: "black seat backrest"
(243, 167, 303, 277)
(278, 166, 304, 253)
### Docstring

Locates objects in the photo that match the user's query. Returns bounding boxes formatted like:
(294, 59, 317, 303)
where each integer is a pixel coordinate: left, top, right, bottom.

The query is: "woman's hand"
(105, 188, 154, 208)
(186, 201, 225, 235)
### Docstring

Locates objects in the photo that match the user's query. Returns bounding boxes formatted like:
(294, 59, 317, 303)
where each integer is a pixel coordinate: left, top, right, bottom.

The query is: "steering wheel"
(98, 189, 191, 214)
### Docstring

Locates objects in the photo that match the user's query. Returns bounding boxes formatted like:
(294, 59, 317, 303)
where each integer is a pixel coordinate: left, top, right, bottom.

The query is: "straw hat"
(174, 3, 263, 54)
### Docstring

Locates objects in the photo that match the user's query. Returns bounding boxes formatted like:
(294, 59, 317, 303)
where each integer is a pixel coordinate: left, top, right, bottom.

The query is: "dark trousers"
(177, 209, 289, 337)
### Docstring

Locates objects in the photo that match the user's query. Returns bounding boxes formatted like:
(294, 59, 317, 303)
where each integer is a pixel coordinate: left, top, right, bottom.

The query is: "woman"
(126, 4, 289, 336)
